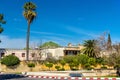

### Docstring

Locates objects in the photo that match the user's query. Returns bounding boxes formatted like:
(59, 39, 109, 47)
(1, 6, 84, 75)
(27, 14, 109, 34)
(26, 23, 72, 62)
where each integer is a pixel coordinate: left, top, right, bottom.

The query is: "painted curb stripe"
(27, 75, 120, 80)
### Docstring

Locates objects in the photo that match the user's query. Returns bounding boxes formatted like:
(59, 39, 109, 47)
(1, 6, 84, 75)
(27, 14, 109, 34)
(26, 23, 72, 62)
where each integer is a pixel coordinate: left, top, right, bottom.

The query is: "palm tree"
(23, 2, 37, 60)
(0, 14, 6, 33)
(82, 40, 98, 58)
(0, 14, 6, 43)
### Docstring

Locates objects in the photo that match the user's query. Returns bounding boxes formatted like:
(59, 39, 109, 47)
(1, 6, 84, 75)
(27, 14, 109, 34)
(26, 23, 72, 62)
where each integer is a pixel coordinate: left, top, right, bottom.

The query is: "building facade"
(0, 44, 84, 61)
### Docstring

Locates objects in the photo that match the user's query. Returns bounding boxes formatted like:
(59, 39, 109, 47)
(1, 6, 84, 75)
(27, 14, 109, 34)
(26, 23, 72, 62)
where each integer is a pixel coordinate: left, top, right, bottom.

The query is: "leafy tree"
(63, 55, 75, 63)
(77, 54, 89, 67)
(40, 41, 60, 48)
(69, 63, 75, 70)
(45, 63, 53, 71)
(82, 40, 98, 58)
(23, 2, 37, 60)
(96, 57, 105, 65)
(84, 63, 90, 69)
(59, 60, 66, 68)
(88, 58, 96, 66)
(1, 55, 20, 67)
(63, 55, 79, 70)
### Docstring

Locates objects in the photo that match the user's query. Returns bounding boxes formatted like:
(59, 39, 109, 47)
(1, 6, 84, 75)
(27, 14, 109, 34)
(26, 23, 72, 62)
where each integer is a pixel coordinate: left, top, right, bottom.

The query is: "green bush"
(1, 55, 20, 67)
(84, 63, 91, 68)
(45, 63, 53, 70)
(60, 60, 66, 68)
(55, 65, 60, 71)
(114, 64, 120, 69)
(86, 67, 94, 70)
(27, 63, 35, 68)
(84, 63, 94, 70)
(59, 68, 65, 71)
(101, 66, 107, 69)
(71, 67, 78, 71)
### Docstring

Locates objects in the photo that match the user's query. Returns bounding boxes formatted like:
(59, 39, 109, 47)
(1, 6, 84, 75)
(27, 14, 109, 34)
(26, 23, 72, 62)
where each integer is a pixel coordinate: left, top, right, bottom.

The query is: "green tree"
(23, 2, 37, 60)
(63, 55, 75, 63)
(45, 63, 53, 71)
(107, 33, 112, 51)
(59, 60, 66, 68)
(72, 58, 79, 70)
(40, 41, 60, 48)
(88, 58, 96, 66)
(63, 55, 79, 70)
(96, 57, 105, 65)
(82, 40, 98, 58)
(1, 55, 20, 67)
(77, 54, 89, 67)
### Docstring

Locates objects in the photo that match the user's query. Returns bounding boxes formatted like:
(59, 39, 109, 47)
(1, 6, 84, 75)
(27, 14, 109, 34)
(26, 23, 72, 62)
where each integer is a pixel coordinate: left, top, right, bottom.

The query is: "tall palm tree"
(23, 2, 36, 60)
(0, 14, 6, 33)
(82, 40, 98, 58)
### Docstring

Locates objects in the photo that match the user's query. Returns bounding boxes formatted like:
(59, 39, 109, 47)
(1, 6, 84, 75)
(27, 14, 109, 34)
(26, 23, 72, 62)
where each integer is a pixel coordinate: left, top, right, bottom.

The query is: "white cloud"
(0, 35, 26, 49)
(0, 35, 70, 49)
(67, 26, 99, 38)
(16, 28, 71, 38)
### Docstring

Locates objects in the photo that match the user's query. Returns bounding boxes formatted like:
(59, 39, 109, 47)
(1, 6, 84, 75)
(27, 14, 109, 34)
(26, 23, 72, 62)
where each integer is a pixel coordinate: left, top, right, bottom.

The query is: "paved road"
(0, 74, 54, 80)
(0, 74, 119, 80)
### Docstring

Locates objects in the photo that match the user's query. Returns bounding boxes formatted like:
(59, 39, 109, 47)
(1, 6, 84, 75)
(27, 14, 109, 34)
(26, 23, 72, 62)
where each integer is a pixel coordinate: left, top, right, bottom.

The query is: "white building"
(0, 44, 85, 61)
(0, 48, 65, 61)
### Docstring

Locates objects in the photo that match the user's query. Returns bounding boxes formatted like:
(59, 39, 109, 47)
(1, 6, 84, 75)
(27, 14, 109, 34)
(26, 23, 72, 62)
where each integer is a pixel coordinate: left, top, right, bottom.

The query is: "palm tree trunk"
(26, 22, 30, 61)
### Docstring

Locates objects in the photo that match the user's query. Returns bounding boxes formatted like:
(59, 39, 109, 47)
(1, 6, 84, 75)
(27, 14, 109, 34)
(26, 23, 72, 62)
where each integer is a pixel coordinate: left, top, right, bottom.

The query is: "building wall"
(0, 45, 84, 61)
(0, 48, 65, 61)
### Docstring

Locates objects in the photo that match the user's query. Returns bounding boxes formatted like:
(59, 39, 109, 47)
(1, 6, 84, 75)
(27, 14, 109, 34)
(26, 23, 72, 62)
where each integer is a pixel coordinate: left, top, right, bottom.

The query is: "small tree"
(59, 60, 66, 68)
(45, 63, 53, 71)
(27, 63, 35, 71)
(88, 58, 96, 66)
(77, 54, 89, 68)
(1, 55, 20, 68)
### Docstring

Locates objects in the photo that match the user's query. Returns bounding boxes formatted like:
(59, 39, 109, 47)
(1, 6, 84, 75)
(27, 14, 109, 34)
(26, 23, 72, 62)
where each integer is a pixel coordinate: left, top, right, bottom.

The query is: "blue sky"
(0, 0, 120, 48)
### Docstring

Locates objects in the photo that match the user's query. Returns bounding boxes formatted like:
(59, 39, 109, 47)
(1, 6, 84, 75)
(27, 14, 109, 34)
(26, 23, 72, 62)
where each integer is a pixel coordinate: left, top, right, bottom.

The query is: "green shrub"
(60, 60, 66, 68)
(45, 63, 53, 70)
(71, 67, 78, 71)
(84, 63, 94, 70)
(101, 66, 107, 69)
(114, 64, 120, 69)
(59, 68, 65, 71)
(27, 63, 35, 68)
(87, 67, 94, 70)
(84, 63, 91, 68)
(55, 65, 60, 71)
(1, 55, 20, 67)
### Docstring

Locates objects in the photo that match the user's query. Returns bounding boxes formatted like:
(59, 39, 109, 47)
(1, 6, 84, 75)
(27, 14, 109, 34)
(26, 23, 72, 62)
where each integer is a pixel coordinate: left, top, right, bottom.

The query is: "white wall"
(0, 48, 65, 60)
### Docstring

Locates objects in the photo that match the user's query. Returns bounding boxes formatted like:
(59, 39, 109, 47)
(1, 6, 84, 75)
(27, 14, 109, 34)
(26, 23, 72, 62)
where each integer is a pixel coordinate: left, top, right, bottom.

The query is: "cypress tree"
(107, 33, 112, 51)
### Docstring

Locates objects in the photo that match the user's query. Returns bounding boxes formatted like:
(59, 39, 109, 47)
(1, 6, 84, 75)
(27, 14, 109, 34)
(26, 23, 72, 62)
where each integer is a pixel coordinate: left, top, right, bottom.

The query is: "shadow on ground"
(0, 74, 27, 80)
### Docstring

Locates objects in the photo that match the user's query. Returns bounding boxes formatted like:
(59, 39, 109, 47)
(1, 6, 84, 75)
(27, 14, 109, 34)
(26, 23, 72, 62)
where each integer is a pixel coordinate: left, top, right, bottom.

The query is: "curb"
(27, 75, 120, 80)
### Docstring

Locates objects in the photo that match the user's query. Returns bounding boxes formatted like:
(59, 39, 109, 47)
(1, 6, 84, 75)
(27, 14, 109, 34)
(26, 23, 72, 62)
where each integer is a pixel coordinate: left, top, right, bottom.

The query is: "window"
(12, 53, 15, 55)
(22, 53, 25, 57)
(31, 53, 35, 57)
(1, 53, 5, 57)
